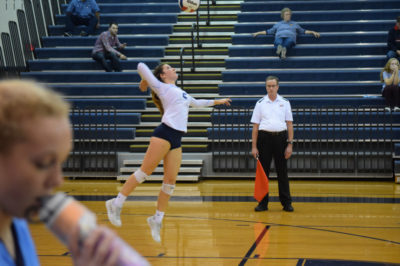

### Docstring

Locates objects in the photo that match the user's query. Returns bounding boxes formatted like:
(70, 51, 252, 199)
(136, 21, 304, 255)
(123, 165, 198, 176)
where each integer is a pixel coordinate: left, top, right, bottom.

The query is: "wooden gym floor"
(30, 179, 400, 266)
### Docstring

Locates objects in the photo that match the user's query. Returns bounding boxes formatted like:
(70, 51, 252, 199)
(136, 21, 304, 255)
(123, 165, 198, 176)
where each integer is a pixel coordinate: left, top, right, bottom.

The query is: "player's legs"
(106, 137, 170, 226)
(157, 146, 182, 211)
(121, 137, 171, 196)
(148, 146, 182, 242)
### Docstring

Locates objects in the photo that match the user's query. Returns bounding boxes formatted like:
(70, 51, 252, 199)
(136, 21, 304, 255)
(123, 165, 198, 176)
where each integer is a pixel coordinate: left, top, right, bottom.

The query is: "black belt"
(260, 130, 287, 136)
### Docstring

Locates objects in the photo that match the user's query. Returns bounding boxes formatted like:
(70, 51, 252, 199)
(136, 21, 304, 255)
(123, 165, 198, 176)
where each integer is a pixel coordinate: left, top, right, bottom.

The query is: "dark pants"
(382, 85, 400, 108)
(257, 130, 292, 207)
(92, 52, 122, 72)
(65, 14, 97, 35)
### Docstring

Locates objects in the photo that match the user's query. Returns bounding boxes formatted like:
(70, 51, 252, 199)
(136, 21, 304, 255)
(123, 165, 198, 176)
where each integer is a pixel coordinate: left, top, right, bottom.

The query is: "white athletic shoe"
(147, 216, 161, 243)
(281, 47, 287, 59)
(276, 45, 283, 56)
(106, 199, 122, 227)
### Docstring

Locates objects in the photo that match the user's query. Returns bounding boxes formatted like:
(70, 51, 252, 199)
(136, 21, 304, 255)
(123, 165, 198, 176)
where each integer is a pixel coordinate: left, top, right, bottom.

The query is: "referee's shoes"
(254, 204, 268, 212)
(283, 204, 294, 212)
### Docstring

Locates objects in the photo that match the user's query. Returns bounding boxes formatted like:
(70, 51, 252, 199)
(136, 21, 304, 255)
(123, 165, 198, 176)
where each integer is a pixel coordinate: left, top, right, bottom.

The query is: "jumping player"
(106, 62, 231, 242)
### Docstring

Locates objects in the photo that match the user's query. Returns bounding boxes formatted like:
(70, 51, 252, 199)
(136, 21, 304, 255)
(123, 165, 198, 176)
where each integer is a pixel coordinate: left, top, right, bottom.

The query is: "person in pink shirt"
(92, 22, 127, 72)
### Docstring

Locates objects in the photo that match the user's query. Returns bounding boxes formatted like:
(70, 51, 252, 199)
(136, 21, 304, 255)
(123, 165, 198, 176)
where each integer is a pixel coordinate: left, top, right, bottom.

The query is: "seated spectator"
(64, 0, 100, 37)
(380, 58, 400, 112)
(92, 22, 127, 72)
(387, 16, 400, 60)
(252, 7, 320, 59)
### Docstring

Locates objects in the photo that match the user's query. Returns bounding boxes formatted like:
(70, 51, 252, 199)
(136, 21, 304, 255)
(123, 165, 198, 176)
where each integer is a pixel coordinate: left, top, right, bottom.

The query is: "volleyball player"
(106, 62, 231, 242)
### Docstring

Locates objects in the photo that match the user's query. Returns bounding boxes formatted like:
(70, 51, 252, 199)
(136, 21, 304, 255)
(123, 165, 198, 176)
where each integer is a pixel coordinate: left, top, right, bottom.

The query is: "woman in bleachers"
(106, 62, 231, 243)
(381, 58, 400, 112)
(252, 7, 320, 59)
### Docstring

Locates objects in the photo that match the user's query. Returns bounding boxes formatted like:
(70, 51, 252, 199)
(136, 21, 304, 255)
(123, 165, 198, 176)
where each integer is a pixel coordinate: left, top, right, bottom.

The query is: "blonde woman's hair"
(281, 7, 292, 19)
(152, 64, 166, 115)
(0, 79, 70, 153)
(380, 58, 400, 82)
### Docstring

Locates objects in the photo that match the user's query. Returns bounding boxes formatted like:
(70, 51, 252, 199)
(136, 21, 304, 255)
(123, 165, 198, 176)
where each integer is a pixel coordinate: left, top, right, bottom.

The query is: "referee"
(250, 76, 294, 212)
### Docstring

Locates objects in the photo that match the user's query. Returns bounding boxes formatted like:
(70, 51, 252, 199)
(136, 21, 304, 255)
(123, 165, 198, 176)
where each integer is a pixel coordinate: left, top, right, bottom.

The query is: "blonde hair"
(380, 58, 400, 82)
(0, 79, 70, 153)
(281, 7, 292, 19)
(152, 64, 167, 116)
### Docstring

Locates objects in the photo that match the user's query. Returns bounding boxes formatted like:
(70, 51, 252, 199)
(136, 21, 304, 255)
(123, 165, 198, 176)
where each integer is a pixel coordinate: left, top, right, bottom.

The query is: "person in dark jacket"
(387, 16, 400, 60)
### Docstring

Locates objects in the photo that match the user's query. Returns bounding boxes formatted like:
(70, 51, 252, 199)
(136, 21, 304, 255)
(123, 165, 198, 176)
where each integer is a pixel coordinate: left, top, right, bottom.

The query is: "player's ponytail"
(152, 64, 165, 115)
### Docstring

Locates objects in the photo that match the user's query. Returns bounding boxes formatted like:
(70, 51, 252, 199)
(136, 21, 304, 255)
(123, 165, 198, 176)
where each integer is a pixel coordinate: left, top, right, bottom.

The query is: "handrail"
(206, 0, 216, 26)
(179, 47, 185, 89)
(190, 23, 197, 72)
(210, 106, 394, 174)
(194, 12, 201, 48)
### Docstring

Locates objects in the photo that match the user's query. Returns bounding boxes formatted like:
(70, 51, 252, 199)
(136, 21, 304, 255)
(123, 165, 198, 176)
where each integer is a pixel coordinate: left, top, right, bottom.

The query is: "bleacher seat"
(229, 97, 385, 108)
(207, 127, 399, 140)
(240, 0, 400, 12)
(48, 24, 173, 35)
(28, 59, 160, 71)
(41, 36, 169, 47)
(51, 84, 150, 97)
(34, 47, 164, 59)
(21, 72, 142, 83)
(68, 98, 146, 110)
(70, 112, 141, 125)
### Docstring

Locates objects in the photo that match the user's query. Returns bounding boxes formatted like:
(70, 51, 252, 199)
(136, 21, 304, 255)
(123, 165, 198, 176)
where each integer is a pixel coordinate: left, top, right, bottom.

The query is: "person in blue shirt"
(0, 80, 124, 266)
(64, 0, 100, 37)
(252, 7, 320, 59)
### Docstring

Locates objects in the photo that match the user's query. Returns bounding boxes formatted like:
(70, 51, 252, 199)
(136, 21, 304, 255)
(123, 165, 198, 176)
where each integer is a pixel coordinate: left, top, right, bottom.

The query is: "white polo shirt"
(250, 94, 293, 132)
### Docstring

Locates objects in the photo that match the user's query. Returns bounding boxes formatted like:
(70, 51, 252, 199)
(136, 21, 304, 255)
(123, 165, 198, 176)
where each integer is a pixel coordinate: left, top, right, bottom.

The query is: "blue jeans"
(92, 52, 122, 72)
(65, 14, 98, 35)
(387, 50, 399, 60)
(274, 37, 295, 55)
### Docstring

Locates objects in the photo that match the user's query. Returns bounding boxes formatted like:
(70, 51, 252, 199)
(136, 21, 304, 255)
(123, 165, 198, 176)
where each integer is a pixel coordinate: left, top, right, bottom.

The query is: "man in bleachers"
(250, 76, 294, 212)
(64, 0, 100, 37)
(92, 22, 127, 72)
(387, 16, 400, 60)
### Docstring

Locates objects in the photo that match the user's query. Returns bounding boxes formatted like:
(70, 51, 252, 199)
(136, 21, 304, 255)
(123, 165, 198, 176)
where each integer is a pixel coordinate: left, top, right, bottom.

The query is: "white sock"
(113, 193, 127, 208)
(154, 210, 164, 223)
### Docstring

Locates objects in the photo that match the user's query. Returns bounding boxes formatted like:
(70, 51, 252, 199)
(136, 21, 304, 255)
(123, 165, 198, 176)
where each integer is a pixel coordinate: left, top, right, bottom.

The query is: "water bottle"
(38, 192, 149, 266)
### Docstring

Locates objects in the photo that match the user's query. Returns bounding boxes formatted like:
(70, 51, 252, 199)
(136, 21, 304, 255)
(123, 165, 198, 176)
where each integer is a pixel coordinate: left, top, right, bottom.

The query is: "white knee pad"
(161, 183, 175, 195)
(134, 169, 148, 183)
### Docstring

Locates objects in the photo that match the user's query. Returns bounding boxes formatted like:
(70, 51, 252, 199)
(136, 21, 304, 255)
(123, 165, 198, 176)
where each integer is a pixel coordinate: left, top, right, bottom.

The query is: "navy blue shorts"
(152, 123, 184, 150)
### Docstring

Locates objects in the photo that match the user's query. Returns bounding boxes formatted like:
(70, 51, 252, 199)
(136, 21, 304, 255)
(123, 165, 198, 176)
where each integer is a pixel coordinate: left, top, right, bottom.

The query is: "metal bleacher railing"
(63, 107, 118, 175)
(210, 106, 395, 176)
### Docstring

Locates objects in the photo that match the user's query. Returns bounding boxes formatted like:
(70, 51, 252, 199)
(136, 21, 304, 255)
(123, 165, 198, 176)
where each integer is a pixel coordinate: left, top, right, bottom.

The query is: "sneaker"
(385, 107, 391, 112)
(63, 32, 72, 37)
(147, 216, 161, 243)
(276, 45, 283, 56)
(394, 107, 400, 112)
(106, 199, 122, 227)
(281, 47, 287, 59)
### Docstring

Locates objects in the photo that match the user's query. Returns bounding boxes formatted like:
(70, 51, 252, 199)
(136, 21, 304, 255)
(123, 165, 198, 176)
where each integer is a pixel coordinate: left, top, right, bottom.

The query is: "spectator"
(387, 16, 400, 60)
(250, 76, 294, 212)
(252, 7, 320, 59)
(0, 79, 128, 266)
(64, 0, 100, 37)
(380, 58, 400, 112)
(92, 22, 127, 72)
